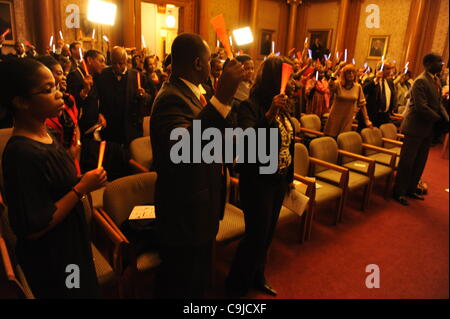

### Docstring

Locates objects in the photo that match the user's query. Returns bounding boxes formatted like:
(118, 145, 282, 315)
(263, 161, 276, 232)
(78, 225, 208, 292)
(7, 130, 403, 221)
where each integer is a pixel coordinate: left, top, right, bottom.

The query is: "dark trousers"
(226, 172, 288, 295)
(393, 134, 432, 196)
(155, 240, 213, 298)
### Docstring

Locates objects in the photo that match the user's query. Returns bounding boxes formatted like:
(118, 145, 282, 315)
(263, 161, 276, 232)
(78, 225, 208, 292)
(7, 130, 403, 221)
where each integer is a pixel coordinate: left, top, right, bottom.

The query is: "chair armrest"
(295, 136, 302, 143)
(362, 143, 397, 168)
(338, 150, 375, 177)
(129, 159, 149, 173)
(309, 157, 349, 190)
(381, 137, 403, 147)
(300, 127, 325, 137)
(397, 133, 404, 140)
(94, 208, 129, 244)
(293, 173, 316, 201)
(0, 236, 15, 281)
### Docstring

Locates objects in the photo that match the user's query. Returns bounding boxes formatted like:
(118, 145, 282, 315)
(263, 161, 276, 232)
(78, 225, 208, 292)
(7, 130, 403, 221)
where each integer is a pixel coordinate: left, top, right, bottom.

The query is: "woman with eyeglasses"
(37, 55, 82, 175)
(0, 58, 107, 298)
(324, 64, 372, 137)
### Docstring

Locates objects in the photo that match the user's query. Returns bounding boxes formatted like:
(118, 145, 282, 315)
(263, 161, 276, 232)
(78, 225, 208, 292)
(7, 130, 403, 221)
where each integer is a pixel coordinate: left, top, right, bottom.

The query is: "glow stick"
(344, 49, 347, 62)
(324, 54, 329, 60)
(380, 62, 385, 71)
(352, 58, 355, 65)
(275, 52, 280, 56)
(364, 62, 368, 69)
(1, 28, 10, 38)
(49, 35, 54, 47)
(97, 141, 106, 169)
(137, 72, 141, 89)
(280, 63, 293, 94)
(79, 47, 89, 75)
(315, 71, 319, 81)
(271, 41, 275, 54)
(52, 44, 55, 53)
(141, 35, 146, 48)
(210, 14, 233, 59)
(336, 51, 339, 60)
(103, 35, 109, 42)
(305, 37, 308, 43)
(59, 30, 64, 40)
(308, 49, 312, 59)
(405, 61, 409, 68)
(229, 36, 233, 47)
(216, 40, 220, 47)
(381, 55, 385, 62)
(92, 29, 95, 39)
(79, 47, 83, 61)
(404, 66, 408, 74)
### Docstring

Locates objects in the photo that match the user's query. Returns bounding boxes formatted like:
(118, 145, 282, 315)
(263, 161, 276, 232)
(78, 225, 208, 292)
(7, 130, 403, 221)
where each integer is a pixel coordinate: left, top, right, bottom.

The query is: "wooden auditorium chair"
(361, 127, 400, 169)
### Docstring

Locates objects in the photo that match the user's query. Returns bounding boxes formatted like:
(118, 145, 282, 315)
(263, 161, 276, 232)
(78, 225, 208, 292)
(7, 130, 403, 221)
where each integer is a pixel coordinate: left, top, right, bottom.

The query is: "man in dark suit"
(150, 33, 243, 298)
(393, 53, 449, 205)
(358, 61, 397, 129)
(96, 46, 153, 147)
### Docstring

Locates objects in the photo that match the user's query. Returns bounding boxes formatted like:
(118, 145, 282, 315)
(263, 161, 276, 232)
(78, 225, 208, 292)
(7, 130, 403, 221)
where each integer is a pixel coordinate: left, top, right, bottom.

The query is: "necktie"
(433, 76, 441, 95)
(199, 94, 207, 107)
(214, 78, 218, 92)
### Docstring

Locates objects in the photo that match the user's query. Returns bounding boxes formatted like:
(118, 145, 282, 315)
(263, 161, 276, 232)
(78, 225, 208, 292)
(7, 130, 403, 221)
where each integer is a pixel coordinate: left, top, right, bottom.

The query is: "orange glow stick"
(210, 14, 233, 60)
(97, 141, 106, 169)
(280, 63, 293, 94)
(1, 28, 10, 38)
(137, 72, 141, 89)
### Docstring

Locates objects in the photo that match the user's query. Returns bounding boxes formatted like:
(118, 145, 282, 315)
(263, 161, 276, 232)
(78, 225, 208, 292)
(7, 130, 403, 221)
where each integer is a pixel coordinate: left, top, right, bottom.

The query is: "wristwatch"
(72, 187, 86, 200)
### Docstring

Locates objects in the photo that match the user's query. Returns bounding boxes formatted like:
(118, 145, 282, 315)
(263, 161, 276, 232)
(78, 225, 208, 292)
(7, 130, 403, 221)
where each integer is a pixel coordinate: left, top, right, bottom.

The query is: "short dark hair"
(423, 53, 442, 67)
(235, 54, 252, 64)
(69, 41, 81, 51)
(163, 54, 172, 69)
(84, 49, 103, 61)
(171, 33, 208, 70)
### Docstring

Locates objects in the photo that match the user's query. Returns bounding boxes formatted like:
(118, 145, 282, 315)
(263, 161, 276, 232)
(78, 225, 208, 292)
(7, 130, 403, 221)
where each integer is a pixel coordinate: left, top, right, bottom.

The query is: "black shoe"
(407, 192, 425, 200)
(393, 195, 409, 206)
(255, 282, 277, 297)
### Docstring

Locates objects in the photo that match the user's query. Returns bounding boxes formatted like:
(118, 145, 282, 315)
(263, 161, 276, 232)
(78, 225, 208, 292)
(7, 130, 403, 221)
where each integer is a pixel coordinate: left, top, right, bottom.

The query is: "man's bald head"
(111, 46, 128, 74)
(171, 33, 211, 84)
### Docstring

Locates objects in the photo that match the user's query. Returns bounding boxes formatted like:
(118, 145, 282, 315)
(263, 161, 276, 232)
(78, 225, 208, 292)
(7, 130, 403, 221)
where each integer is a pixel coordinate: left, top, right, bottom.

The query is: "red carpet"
(215, 144, 449, 299)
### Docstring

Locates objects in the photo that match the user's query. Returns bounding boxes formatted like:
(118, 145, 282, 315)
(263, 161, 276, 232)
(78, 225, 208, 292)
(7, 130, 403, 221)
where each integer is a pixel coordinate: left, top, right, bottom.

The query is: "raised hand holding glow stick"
(59, 30, 64, 40)
(49, 35, 54, 47)
(271, 41, 275, 54)
(92, 29, 96, 39)
(1, 28, 10, 38)
(344, 49, 348, 62)
(315, 71, 319, 81)
(79, 47, 89, 76)
(308, 49, 312, 59)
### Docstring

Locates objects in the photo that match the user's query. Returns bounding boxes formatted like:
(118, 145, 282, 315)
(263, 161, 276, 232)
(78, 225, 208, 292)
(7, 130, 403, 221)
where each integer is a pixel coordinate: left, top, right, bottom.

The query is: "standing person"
(225, 56, 295, 298)
(233, 54, 254, 103)
(393, 53, 449, 205)
(96, 46, 153, 148)
(305, 67, 330, 117)
(204, 57, 224, 100)
(324, 64, 372, 137)
(0, 58, 107, 298)
(358, 61, 396, 129)
(150, 33, 243, 298)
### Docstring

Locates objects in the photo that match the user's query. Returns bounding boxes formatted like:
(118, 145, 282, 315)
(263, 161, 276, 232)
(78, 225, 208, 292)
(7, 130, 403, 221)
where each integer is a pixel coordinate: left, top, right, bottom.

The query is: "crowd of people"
(0, 30, 448, 299)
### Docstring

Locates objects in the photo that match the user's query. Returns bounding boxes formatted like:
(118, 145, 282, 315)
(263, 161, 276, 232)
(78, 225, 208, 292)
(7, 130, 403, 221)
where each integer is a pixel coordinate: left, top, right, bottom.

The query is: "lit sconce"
(232, 27, 254, 46)
(165, 4, 176, 28)
(87, 0, 117, 26)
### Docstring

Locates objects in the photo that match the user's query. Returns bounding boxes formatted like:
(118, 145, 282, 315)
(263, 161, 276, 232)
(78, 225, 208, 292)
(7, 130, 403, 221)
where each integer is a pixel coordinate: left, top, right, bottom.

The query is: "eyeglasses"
(30, 84, 60, 96)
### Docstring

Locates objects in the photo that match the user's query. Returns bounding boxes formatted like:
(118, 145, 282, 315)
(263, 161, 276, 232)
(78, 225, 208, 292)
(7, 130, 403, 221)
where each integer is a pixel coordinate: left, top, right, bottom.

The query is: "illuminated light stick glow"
(380, 62, 385, 72)
(92, 29, 96, 39)
(305, 37, 308, 44)
(352, 58, 355, 65)
(210, 14, 233, 60)
(315, 71, 319, 81)
(216, 40, 220, 47)
(275, 52, 280, 56)
(405, 61, 409, 68)
(1, 28, 10, 38)
(280, 63, 293, 95)
(59, 30, 64, 40)
(137, 72, 141, 89)
(49, 35, 54, 47)
(404, 66, 408, 74)
(344, 49, 347, 62)
(79, 47, 89, 76)
(336, 51, 339, 60)
(229, 36, 233, 47)
(141, 35, 146, 48)
(364, 62, 368, 69)
(308, 49, 312, 59)
(103, 35, 109, 42)
(324, 54, 329, 60)
(381, 55, 385, 62)
(52, 44, 56, 53)
(271, 41, 275, 54)
(97, 141, 106, 169)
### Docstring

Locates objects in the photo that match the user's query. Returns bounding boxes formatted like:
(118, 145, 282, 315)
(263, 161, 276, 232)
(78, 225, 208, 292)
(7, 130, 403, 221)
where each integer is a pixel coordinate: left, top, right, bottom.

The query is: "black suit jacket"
(97, 67, 152, 145)
(360, 76, 396, 127)
(150, 76, 231, 245)
(401, 72, 449, 137)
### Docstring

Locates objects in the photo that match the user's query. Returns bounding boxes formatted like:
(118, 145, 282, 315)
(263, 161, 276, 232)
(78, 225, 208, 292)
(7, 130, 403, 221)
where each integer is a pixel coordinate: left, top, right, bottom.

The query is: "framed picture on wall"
(307, 29, 333, 52)
(260, 29, 274, 56)
(367, 35, 390, 60)
(0, 0, 15, 44)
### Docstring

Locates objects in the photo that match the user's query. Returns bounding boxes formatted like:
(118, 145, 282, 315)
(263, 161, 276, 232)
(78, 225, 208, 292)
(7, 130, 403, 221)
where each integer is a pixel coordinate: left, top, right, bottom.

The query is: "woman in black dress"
(0, 58, 107, 298)
(226, 56, 295, 298)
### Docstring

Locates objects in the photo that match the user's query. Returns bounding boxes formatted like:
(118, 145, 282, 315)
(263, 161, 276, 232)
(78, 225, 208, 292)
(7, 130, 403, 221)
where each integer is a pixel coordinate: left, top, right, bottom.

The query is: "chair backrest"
(290, 117, 301, 136)
(294, 143, 310, 176)
(0, 128, 13, 190)
(361, 127, 383, 155)
(309, 136, 339, 173)
(300, 114, 322, 131)
(143, 116, 150, 137)
(337, 131, 363, 164)
(379, 123, 397, 140)
(103, 172, 157, 227)
(129, 136, 153, 170)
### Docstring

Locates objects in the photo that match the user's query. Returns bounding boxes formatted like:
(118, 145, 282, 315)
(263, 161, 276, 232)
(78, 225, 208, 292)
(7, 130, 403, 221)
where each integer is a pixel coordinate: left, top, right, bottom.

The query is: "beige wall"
(354, 0, 412, 70)
(303, 0, 339, 52)
(208, 0, 241, 50)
